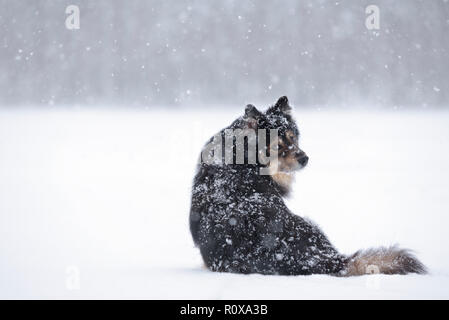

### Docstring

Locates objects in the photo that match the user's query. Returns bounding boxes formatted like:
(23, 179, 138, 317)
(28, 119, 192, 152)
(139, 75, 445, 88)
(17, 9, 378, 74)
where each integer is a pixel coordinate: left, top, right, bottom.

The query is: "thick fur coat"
(189, 96, 426, 276)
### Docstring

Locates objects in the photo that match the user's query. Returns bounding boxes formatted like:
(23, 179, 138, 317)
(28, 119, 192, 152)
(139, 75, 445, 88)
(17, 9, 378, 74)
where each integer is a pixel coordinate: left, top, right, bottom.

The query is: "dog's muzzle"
(295, 151, 309, 167)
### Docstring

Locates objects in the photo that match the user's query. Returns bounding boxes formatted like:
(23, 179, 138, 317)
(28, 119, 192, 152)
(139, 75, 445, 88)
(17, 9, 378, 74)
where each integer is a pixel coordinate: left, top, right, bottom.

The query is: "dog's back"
(190, 96, 426, 276)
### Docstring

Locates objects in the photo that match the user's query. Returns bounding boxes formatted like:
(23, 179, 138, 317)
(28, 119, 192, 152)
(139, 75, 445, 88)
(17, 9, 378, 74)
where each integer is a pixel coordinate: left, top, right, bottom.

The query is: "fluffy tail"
(340, 246, 427, 276)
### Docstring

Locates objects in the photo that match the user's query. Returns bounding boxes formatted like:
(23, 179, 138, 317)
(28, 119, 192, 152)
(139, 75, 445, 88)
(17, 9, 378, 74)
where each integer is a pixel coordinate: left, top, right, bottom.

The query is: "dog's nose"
(299, 155, 309, 166)
(296, 152, 309, 166)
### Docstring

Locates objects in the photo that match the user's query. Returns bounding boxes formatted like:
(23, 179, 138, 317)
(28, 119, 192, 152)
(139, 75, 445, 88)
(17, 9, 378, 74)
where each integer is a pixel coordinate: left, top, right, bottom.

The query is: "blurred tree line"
(0, 0, 448, 108)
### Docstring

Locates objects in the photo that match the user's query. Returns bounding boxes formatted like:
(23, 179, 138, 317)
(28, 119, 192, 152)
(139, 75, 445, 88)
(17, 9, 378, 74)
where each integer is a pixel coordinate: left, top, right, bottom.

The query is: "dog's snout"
(296, 151, 309, 166)
(299, 155, 309, 166)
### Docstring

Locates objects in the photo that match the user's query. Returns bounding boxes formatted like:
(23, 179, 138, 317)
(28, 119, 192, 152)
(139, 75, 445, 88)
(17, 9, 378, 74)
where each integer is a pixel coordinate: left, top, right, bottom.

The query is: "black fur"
(190, 96, 347, 275)
(189, 96, 426, 276)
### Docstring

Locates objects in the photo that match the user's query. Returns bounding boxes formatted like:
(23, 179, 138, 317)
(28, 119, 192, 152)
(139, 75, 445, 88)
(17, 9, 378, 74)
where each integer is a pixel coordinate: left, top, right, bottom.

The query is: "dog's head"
(243, 96, 308, 192)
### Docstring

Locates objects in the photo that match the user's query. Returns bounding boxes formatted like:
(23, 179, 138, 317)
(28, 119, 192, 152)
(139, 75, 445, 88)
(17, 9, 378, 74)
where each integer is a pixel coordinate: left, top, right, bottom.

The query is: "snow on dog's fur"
(189, 96, 426, 276)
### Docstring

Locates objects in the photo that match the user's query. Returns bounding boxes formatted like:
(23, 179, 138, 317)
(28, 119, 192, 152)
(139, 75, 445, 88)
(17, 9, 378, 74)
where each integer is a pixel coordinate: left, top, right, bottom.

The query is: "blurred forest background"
(0, 0, 448, 108)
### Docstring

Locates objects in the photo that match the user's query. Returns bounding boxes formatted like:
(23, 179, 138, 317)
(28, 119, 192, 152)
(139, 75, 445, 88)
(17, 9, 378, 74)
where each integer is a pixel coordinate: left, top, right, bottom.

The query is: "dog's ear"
(245, 104, 262, 119)
(244, 104, 262, 129)
(268, 96, 292, 115)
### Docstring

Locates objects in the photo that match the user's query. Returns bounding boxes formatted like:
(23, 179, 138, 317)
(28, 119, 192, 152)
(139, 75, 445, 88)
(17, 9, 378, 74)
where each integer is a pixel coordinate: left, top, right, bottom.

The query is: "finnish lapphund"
(189, 96, 426, 276)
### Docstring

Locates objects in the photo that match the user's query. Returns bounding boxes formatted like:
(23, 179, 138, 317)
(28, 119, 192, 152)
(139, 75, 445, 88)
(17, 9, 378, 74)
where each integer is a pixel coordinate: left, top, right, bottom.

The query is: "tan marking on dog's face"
(267, 130, 305, 192)
(271, 130, 301, 173)
(285, 130, 296, 142)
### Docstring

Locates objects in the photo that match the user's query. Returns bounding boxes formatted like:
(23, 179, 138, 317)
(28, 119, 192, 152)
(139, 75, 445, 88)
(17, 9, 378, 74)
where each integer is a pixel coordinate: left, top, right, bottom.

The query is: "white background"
(1, 107, 448, 299)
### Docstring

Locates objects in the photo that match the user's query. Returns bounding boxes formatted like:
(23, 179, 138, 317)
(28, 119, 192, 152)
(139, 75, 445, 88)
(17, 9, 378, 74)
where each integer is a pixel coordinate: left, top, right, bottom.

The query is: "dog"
(189, 96, 426, 276)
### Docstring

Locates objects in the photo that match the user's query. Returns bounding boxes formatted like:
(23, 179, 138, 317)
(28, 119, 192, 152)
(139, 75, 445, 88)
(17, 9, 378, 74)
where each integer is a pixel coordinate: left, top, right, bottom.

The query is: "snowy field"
(1, 107, 449, 299)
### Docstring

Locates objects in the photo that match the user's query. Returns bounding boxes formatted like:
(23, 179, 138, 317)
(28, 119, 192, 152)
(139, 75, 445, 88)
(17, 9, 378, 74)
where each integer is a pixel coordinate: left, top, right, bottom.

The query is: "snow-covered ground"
(1, 107, 449, 299)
